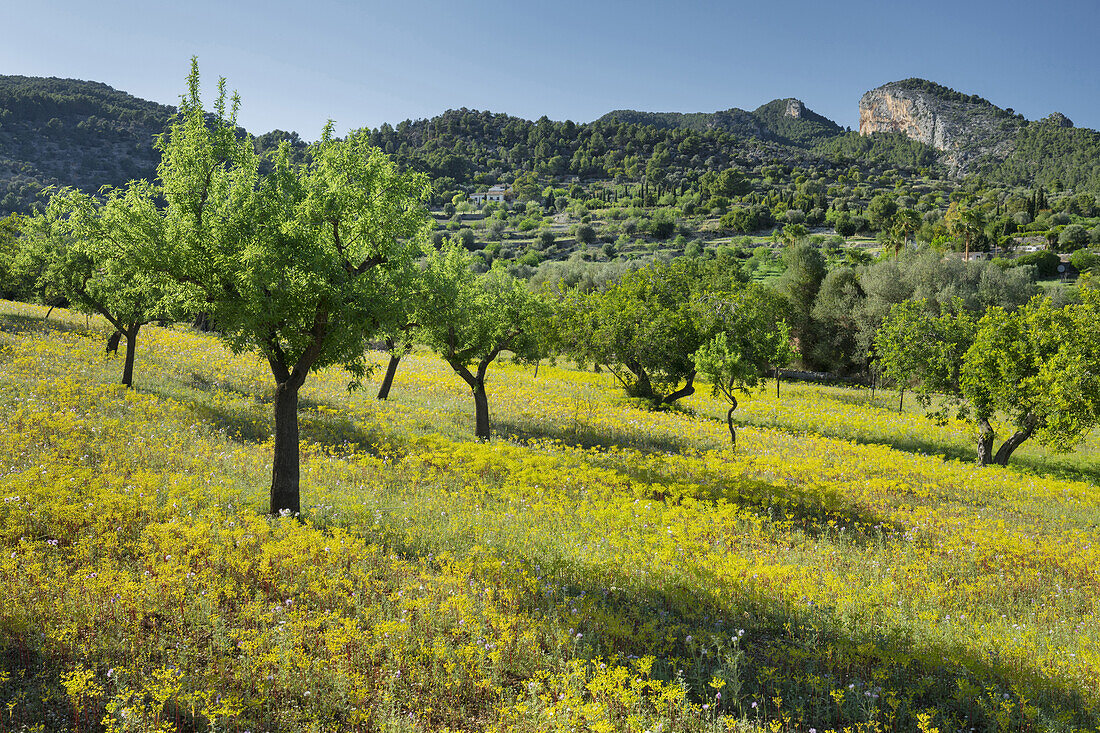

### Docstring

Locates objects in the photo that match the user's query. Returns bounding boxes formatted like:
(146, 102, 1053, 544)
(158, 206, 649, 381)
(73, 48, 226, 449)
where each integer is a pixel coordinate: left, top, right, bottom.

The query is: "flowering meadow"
(1, 300, 1098, 732)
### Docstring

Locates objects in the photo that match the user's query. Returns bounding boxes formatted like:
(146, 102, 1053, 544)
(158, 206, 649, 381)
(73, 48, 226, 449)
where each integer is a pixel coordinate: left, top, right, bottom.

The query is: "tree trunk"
(271, 381, 301, 516)
(265, 308, 328, 516)
(993, 418, 1036, 466)
(121, 323, 140, 388)
(377, 353, 401, 400)
(473, 379, 490, 441)
(447, 355, 495, 441)
(726, 395, 739, 448)
(624, 358, 655, 402)
(977, 418, 995, 466)
(898, 387, 905, 414)
(662, 370, 696, 405)
(775, 368, 780, 398)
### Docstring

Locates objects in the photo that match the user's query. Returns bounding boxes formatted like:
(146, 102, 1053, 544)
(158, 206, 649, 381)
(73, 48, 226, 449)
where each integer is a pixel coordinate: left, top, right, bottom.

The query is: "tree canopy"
(560, 258, 747, 406)
(18, 181, 172, 386)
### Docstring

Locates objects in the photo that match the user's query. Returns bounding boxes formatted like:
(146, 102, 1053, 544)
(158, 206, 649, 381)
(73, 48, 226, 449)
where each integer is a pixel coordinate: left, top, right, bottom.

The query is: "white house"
(469, 185, 513, 205)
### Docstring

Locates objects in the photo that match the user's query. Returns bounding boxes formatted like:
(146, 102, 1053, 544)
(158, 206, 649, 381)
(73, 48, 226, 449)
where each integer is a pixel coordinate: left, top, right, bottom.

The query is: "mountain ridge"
(1, 74, 1099, 217)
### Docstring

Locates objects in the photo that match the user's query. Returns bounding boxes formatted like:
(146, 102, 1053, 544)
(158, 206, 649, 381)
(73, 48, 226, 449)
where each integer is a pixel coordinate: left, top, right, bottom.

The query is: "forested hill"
(0, 77, 942, 215)
(362, 105, 933, 205)
(860, 78, 1100, 190)
(0, 76, 173, 214)
(598, 98, 845, 147)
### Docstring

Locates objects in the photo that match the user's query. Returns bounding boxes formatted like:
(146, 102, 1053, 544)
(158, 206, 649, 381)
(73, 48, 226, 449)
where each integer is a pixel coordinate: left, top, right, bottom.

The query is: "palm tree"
(891, 209, 921, 260)
(946, 203, 986, 261)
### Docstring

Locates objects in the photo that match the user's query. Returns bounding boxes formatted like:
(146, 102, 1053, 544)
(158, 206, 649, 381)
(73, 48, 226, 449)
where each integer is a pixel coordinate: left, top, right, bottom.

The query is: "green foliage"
(720, 205, 772, 234)
(980, 122, 1100, 192)
(573, 222, 596, 245)
(415, 241, 549, 439)
(17, 182, 175, 385)
(778, 241, 826, 363)
(1057, 223, 1089, 252)
(561, 258, 746, 404)
(876, 290, 1100, 465)
(0, 214, 24, 298)
(815, 131, 940, 170)
(1012, 250, 1061, 278)
(694, 284, 794, 442)
(751, 98, 844, 146)
(1070, 248, 1098, 273)
(154, 60, 430, 512)
(0, 75, 173, 215)
(874, 300, 976, 407)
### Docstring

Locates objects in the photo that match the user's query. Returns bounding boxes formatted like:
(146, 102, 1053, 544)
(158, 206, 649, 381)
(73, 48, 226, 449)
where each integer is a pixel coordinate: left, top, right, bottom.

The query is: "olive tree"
(154, 61, 430, 514)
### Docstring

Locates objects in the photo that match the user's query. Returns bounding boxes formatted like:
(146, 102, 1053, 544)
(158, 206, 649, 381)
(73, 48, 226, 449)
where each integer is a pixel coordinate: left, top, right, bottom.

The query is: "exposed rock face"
(784, 99, 805, 119)
(858, 79, 1022, 173)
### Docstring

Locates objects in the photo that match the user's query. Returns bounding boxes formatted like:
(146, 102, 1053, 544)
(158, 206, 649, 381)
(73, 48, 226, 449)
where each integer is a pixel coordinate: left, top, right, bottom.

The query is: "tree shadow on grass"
(0, 629, 206, 733)
(742, 412, 1100, 487)
(138, 378, 402, 459)
(363, 512, 1096, 733)
(742, 385, 1100, 487)
(0, 634, 72, 732)
(0, 310, 101, 337)
(546, 563, 1098, 732)
(495, 416, 703, 455)
(489, 419, 901, 546)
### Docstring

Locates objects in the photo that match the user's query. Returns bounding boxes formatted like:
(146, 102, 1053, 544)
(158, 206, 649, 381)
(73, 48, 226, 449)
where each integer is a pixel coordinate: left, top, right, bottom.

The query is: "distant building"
(468, 185, 513, 205)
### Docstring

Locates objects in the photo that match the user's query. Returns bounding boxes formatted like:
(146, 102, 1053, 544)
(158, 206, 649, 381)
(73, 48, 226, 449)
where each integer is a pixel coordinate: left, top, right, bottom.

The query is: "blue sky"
(5, 0, 1099, 139)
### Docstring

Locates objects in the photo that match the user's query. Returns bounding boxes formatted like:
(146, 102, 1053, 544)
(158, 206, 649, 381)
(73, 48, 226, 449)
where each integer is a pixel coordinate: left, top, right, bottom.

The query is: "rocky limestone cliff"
(859, 79, 1023, 173)
(784, 99, 804, 119)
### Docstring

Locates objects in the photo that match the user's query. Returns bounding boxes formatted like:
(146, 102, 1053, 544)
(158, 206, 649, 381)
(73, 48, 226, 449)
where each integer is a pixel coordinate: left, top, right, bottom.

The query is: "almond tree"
(693, 284, 794, 447)
(875, 292, 1100, 466)
(18, 181, 172, 387)
(416, 240, 548, 440)
(560, 258, 737, 406)
(155, 61, 430, 514)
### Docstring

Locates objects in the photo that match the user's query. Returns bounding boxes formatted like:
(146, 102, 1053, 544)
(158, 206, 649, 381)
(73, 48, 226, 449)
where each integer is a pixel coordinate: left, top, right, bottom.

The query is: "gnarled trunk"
(662, 370, 696, 405)
(993, 416, 1037, 466)
(623, 358, 655, 402)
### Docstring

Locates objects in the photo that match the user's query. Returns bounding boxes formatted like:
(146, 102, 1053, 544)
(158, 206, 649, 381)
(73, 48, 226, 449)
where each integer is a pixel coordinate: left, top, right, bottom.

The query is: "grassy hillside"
(1, 300, 1098, 732)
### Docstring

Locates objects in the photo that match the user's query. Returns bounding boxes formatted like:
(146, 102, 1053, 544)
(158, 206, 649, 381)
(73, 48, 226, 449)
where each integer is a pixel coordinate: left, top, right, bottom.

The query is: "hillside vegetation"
(0, 76, 172, 214)
(2, 300, 1098, 732)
